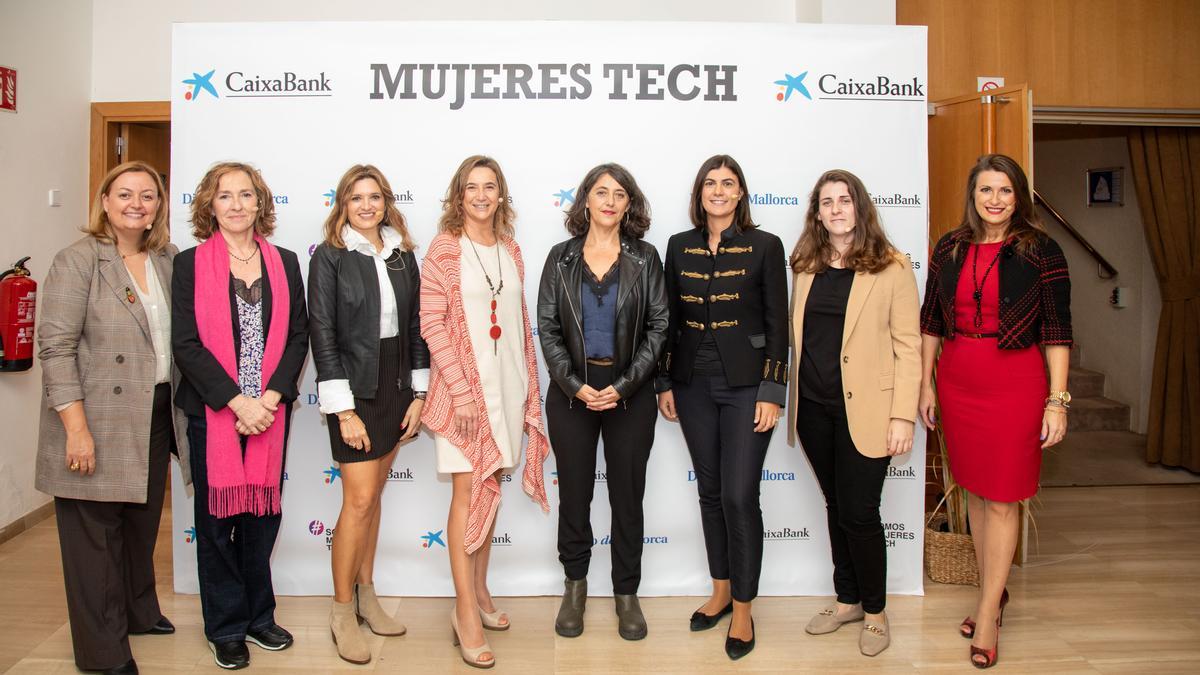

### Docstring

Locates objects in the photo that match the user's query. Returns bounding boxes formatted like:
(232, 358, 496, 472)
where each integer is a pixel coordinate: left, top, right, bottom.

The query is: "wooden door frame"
(89, 101, 170, 210)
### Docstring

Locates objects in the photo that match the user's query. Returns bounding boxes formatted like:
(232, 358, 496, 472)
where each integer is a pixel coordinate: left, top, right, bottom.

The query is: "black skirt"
(326, 337, 414, 464)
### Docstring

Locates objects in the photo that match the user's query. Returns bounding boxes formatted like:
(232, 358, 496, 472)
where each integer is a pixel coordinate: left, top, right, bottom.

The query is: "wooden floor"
(3, 485, 1198, 673)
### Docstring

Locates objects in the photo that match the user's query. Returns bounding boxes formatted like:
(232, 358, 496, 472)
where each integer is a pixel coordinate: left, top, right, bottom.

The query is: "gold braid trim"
(763, 359, 770, 379)
(711, 320, 738, 329)
(710, 292, 740, 302)
(680, 294, 704, 304)
(719, 245, 753, 254)
(685, 320, 705, 330)
(682, 247, 709, 255)
(714, 269, 746, 278)
(680, 270, 707, 279)
(774, 361, 782, 381)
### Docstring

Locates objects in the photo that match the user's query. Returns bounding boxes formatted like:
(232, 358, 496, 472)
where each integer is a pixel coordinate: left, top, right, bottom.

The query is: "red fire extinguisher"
(0, 257, 36, 372)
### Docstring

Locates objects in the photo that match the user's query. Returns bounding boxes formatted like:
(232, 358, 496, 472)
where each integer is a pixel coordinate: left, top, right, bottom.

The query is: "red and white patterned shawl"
(419, 232, 549, 553)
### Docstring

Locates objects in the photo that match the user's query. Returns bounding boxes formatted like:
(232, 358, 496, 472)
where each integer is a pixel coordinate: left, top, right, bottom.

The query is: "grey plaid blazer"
(35, 236, 191, 503)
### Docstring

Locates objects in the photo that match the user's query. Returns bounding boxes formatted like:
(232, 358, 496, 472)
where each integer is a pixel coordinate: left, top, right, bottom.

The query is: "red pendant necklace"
(465, 232, 504, 353)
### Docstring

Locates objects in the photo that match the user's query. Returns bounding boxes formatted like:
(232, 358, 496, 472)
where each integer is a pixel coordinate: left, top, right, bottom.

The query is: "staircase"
(1067, 346, 1130, 432)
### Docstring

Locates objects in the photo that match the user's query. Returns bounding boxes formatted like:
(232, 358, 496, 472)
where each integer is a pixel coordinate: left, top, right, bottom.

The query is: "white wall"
(0, 0, 93, 529)
(91, 0, 896, 102)
(1033, 126, 1161, 433)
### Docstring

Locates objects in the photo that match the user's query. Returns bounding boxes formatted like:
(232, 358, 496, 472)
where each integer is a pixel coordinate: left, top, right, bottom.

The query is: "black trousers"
(54, 382, 171, 671)
(673, 373, 773, 602)
(546, 365, 656, 594)
(796, 397, 891, 614)
(187, 413, 288, 643)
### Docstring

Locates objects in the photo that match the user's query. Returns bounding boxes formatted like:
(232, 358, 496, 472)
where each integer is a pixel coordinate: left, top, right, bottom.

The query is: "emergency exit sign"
(1, 67, 16, 113)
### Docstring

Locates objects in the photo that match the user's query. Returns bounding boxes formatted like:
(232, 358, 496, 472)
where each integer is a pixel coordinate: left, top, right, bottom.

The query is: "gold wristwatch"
(1047, 391, 1072, 407)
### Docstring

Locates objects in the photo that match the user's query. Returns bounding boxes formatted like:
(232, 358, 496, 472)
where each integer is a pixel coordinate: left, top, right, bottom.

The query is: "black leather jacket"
(307, 242, 429, 399)
(537, 235, 669, 400)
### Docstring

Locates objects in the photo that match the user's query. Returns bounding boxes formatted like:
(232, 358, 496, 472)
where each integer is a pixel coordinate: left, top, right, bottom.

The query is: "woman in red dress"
(918, 154, 1072, 669)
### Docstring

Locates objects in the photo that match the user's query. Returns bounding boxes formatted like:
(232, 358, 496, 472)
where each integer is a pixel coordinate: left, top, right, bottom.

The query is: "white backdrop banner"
(170, 21, 929, 598)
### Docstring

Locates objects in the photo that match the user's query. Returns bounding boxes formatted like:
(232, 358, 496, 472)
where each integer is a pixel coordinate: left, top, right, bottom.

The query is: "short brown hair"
(437, 155, 516, 239)
(322, 164, 416, 251)
(87, 161, 170, 253)
(790, 169, 898, 274)
(563, 163, 651, 239)
(689, 154, 756, 233)
(189, 162, 277, 241)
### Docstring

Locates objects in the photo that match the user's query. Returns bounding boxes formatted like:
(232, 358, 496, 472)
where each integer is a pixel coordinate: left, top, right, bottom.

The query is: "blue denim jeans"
(187, 414, 287, 643)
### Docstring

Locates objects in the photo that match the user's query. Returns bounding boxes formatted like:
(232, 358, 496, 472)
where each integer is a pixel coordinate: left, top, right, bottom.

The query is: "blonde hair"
(87, 161, 170, 253)
(189, 162, 277, 241)
(437, 155, 516, 239)
(322, 165, 416, 251)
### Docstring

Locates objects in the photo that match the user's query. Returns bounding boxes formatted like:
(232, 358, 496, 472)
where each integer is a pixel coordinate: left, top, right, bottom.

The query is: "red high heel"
(960, 588, 1008, 639)
(970, 619, 1001, 669)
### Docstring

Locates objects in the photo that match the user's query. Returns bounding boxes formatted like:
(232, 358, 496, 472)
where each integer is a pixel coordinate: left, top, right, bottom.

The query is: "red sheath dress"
(936, 242, 1046, 502)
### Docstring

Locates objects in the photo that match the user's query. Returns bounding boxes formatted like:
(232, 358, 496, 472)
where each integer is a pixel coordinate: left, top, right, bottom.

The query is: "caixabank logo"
(553, 188, 575, 208)
(871, 192, 922, 209)
(883, 521, 916, 548)
(885, 464, 918, 480)
(183, 527, 197, 543)
(324, 188, 412, 207)
(773, 69, 925, 103)
(492, 532, 513, 547)
(420, 530, 446, 549)
(323, 466, 342, 484)
(763, 525, 811, 541)
(386, 467, 415, 483)
(180, 66, 332, 101)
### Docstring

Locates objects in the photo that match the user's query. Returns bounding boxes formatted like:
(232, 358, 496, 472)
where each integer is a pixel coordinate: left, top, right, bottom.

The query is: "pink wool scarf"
(194, 231, 290, 518)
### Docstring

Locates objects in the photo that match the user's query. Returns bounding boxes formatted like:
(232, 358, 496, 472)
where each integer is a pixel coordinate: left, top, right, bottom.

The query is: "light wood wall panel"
(899, 0, 1200, 109)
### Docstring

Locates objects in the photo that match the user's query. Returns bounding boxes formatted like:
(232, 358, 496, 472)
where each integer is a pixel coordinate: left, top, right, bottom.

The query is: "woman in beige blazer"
(785, 169, 920, 657)
(36, 161, 188, 675)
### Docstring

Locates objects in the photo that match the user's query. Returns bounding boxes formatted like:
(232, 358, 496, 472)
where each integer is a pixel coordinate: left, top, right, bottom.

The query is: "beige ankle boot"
(331, 598, 371, 664)
(356, 583, 407, 636)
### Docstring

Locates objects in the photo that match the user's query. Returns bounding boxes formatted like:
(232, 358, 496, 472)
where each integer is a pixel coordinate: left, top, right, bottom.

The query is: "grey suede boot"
(614, 594, 647, 641)
(555, 578, 587, 637)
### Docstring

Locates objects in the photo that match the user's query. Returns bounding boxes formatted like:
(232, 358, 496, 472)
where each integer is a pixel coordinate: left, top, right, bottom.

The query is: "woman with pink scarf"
(172, 162, 309, 671)
(421, 155, 548, 669)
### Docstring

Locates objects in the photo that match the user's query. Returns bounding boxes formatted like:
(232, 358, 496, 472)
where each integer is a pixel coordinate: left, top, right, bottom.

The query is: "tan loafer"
(860, 615, 890, 657)
(805, 604, 865, 635)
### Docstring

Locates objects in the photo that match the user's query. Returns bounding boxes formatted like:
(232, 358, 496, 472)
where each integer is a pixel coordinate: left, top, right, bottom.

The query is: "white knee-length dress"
(434, 236, 529, 474)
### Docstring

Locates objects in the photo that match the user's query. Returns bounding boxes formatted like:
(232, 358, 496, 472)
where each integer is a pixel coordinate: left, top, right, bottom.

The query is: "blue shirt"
(581, 262, 618, 359)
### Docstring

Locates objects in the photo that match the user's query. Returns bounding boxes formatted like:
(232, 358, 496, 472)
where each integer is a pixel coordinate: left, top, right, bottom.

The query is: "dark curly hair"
(563, 163, 651, 239)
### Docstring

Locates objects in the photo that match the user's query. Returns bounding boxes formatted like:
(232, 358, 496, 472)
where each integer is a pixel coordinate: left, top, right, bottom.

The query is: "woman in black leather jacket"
(307, 164, 429, 665)
(537, 162, 668, 642)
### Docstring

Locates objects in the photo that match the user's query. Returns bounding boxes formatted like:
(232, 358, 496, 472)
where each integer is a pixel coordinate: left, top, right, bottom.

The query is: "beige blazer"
(786, 255, 922, 457)
(35, 236, 191, 503)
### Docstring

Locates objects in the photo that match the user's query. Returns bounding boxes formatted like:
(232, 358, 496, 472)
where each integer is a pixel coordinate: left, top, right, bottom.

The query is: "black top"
(657, 224, 789, 404)
(537, 235, 669, 399)
(800, 267, 854, 405)
(581, 262, 619, 360)
(171, 245, 310, 417)
(307, 243, 429, 399)
(920, 227, 1072, 349)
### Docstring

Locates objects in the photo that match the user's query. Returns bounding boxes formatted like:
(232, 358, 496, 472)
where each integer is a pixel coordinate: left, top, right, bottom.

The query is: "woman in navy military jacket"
(657, 154, 788, 661)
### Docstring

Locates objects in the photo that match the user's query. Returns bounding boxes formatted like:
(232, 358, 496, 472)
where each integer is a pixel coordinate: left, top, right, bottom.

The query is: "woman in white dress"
(419, 155, 549, 669)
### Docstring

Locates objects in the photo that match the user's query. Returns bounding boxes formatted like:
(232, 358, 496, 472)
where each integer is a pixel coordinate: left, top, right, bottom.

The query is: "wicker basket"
(924, 512, 979, 586)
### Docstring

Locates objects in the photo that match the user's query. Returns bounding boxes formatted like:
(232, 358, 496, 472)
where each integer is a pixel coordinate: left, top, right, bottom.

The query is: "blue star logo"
(774, 72, 811, 102)
(553, 188, 575, 207)
(323, 466, 341, 484)
(421, 530, 446, 548)
(184, 527, 196, 543)
(322, 189, 336, 207)
(183, 70, 219, 101)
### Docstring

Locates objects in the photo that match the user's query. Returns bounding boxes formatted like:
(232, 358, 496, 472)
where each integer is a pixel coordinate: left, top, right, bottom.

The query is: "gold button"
(710, 322, 717, 329)
(710, 295, 717, 302)
(703, 274, 710, 280)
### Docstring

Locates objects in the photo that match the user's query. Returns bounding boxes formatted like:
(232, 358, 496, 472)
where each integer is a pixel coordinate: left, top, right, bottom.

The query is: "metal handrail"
(1033, 190, 1118, 279)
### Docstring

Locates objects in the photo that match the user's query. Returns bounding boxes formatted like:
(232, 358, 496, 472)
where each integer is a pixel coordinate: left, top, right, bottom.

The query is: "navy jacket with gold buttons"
(657, 224, 789, 404)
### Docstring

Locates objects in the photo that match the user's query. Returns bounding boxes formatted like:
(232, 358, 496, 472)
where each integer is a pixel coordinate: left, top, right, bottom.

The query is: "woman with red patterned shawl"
(420, 155, 548, 669)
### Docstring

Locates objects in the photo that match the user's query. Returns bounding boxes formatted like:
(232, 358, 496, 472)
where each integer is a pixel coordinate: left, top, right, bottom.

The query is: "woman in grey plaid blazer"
(35, 161, 188, 675)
